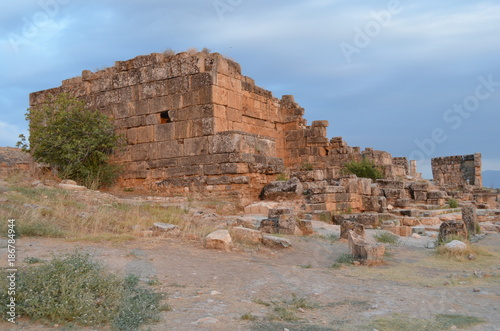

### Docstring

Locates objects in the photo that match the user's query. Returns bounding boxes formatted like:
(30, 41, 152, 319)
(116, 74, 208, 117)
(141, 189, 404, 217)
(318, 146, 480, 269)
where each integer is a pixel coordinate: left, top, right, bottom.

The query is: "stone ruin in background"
(28, 51, 499, 214)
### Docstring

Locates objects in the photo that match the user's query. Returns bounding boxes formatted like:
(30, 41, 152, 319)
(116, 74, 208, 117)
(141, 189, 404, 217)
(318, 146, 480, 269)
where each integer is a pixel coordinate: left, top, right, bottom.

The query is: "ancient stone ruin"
(29, 51, 499, 216)
(432, 153, 482, 187)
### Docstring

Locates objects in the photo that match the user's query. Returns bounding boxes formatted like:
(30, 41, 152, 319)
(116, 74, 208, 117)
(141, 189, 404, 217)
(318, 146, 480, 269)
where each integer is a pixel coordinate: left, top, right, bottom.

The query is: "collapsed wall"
(432, 153, 482, 187)
(29, 51, 418, 200)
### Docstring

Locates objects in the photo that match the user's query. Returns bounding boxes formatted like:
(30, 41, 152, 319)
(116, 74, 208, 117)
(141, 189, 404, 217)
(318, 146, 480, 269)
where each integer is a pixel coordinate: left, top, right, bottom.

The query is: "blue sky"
(1, 0, 499, 179)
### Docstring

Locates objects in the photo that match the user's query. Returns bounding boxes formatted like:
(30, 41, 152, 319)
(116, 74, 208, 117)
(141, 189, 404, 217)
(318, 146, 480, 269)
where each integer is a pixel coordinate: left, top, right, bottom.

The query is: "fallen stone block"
(340, 221, 365, 240)
(58, 183, 87, 191)
(347, 230, 385, 265)
(297, 219, 314, 236)
(232, 227, 263, 242)
(334, 213, 379, 229)
(262, 235, 292, 248)
(439, 220, 468, 242)
(244, 201, 278, 216)
(152, 222, 180, 236)
(412, 226, 426, 235)
(205, 230, 232, 251)
(259, 177, 303, 200)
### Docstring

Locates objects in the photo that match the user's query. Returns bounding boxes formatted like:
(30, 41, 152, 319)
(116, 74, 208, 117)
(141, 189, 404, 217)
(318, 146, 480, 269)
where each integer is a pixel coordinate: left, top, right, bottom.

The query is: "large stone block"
(205, 230, 232, 251)
(333, 213, 379, 228)
(157, 141, 184, 159)
(439, 220, 468, 242)
(347, 231, 385, 265)
(184, 137, 209, 156)
(259, 177, 304, 200)
(155, 123, 175, 142)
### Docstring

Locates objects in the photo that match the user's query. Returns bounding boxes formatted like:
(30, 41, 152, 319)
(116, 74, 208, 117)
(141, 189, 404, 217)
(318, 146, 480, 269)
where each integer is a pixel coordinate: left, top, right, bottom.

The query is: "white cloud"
(0, 122, 27, 147)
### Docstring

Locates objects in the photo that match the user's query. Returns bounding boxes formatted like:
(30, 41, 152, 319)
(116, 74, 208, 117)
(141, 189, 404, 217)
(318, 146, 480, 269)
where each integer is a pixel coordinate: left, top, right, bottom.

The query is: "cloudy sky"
(1, 0, 499, 179)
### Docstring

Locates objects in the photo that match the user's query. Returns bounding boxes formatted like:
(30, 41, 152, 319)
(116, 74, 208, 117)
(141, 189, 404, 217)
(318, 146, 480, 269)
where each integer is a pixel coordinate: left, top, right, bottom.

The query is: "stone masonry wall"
(29, 51, 419, 199)
(432, 153, 482, 187)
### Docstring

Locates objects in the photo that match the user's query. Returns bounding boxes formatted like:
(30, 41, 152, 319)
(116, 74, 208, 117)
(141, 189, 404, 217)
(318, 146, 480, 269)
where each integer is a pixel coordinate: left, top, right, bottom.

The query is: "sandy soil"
(1, 228, 499, 330)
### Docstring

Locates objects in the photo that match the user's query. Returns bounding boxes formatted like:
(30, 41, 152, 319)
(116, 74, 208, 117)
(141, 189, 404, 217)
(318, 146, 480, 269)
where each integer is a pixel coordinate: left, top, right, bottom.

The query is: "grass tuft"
(369, 313, 485, 330)
(374, 231, 399, 245)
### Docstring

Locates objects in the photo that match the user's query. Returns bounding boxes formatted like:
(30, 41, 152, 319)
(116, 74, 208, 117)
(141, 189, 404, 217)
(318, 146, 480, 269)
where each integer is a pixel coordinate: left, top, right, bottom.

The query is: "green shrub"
(343, 158, 384, 180)
(0, 251, 163, 329)
(18, 93, 123, 189)
(374, 231, 399, 244)
(276, 173, 288, 181)
(447, 198, 459, 208)
(300, 163, 314, 171)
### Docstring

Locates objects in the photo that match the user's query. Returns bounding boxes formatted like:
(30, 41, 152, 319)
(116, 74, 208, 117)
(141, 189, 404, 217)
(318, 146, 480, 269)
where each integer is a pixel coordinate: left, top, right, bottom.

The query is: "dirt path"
(1, 231, 499, 330)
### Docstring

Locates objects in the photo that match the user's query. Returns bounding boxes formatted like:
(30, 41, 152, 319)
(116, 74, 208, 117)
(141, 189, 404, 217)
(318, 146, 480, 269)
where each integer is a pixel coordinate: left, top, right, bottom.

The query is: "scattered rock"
(425, 241, 436, 249)
(444, 240, 467, 252)
(61, 179, 78, 185)
(58, 183, 87, 191)
(411, 233, 421, 239)
(262, 235, 292, 248)
(210, 290, 221, 296)
(205, 230, 232, 251)
(152, 223, 180, 236)
(192, 317, 219, 325)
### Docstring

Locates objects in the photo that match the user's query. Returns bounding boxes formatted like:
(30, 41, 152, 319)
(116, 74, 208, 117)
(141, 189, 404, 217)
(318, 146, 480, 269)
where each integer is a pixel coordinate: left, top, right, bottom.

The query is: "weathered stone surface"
(439, 220, 468, 242)
(412, 226, 426, 235)
(432, 153, 482, 187)
(259, 218, 279, 234)
(297, 219, 314, 236)
(334, 213, 379, 229)
(462, 204, 478, 236)
(428, 191, 448, 199)
(347, 230, 385, 264)
(58, 183, 88, 191)
(259, 177, 303, 200)
(243, 201, 276, 216)
(205, 230, 232, 251)
(262, 235, 291, 248)
(340, 221, 365, 239)
(232, 227, 263, 242)
(152, 222, 180, 236)
(444, 240, 467, 252)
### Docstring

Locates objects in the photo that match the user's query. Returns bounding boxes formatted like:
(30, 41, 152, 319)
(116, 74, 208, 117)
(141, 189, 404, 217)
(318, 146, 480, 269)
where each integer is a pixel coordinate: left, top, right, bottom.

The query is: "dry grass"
(345, 243, 499, 288)
(0, 181, 218, 243)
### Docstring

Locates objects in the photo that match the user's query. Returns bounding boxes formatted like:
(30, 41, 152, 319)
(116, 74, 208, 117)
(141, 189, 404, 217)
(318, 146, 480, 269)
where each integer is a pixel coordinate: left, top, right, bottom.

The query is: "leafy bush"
(343, 158, 384, 180)
(0, 252, 163, 329)
(19, 93, 123, 189)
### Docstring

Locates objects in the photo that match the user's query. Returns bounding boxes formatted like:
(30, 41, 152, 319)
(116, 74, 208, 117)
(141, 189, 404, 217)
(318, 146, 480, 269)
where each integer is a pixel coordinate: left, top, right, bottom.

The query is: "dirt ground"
(1, 226, 499, 330)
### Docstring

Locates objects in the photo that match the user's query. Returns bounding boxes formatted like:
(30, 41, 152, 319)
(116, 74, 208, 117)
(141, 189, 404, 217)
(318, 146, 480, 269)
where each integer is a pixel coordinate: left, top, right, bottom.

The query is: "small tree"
(343, 158, 384, 181)
(18, 93, 123, 189)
